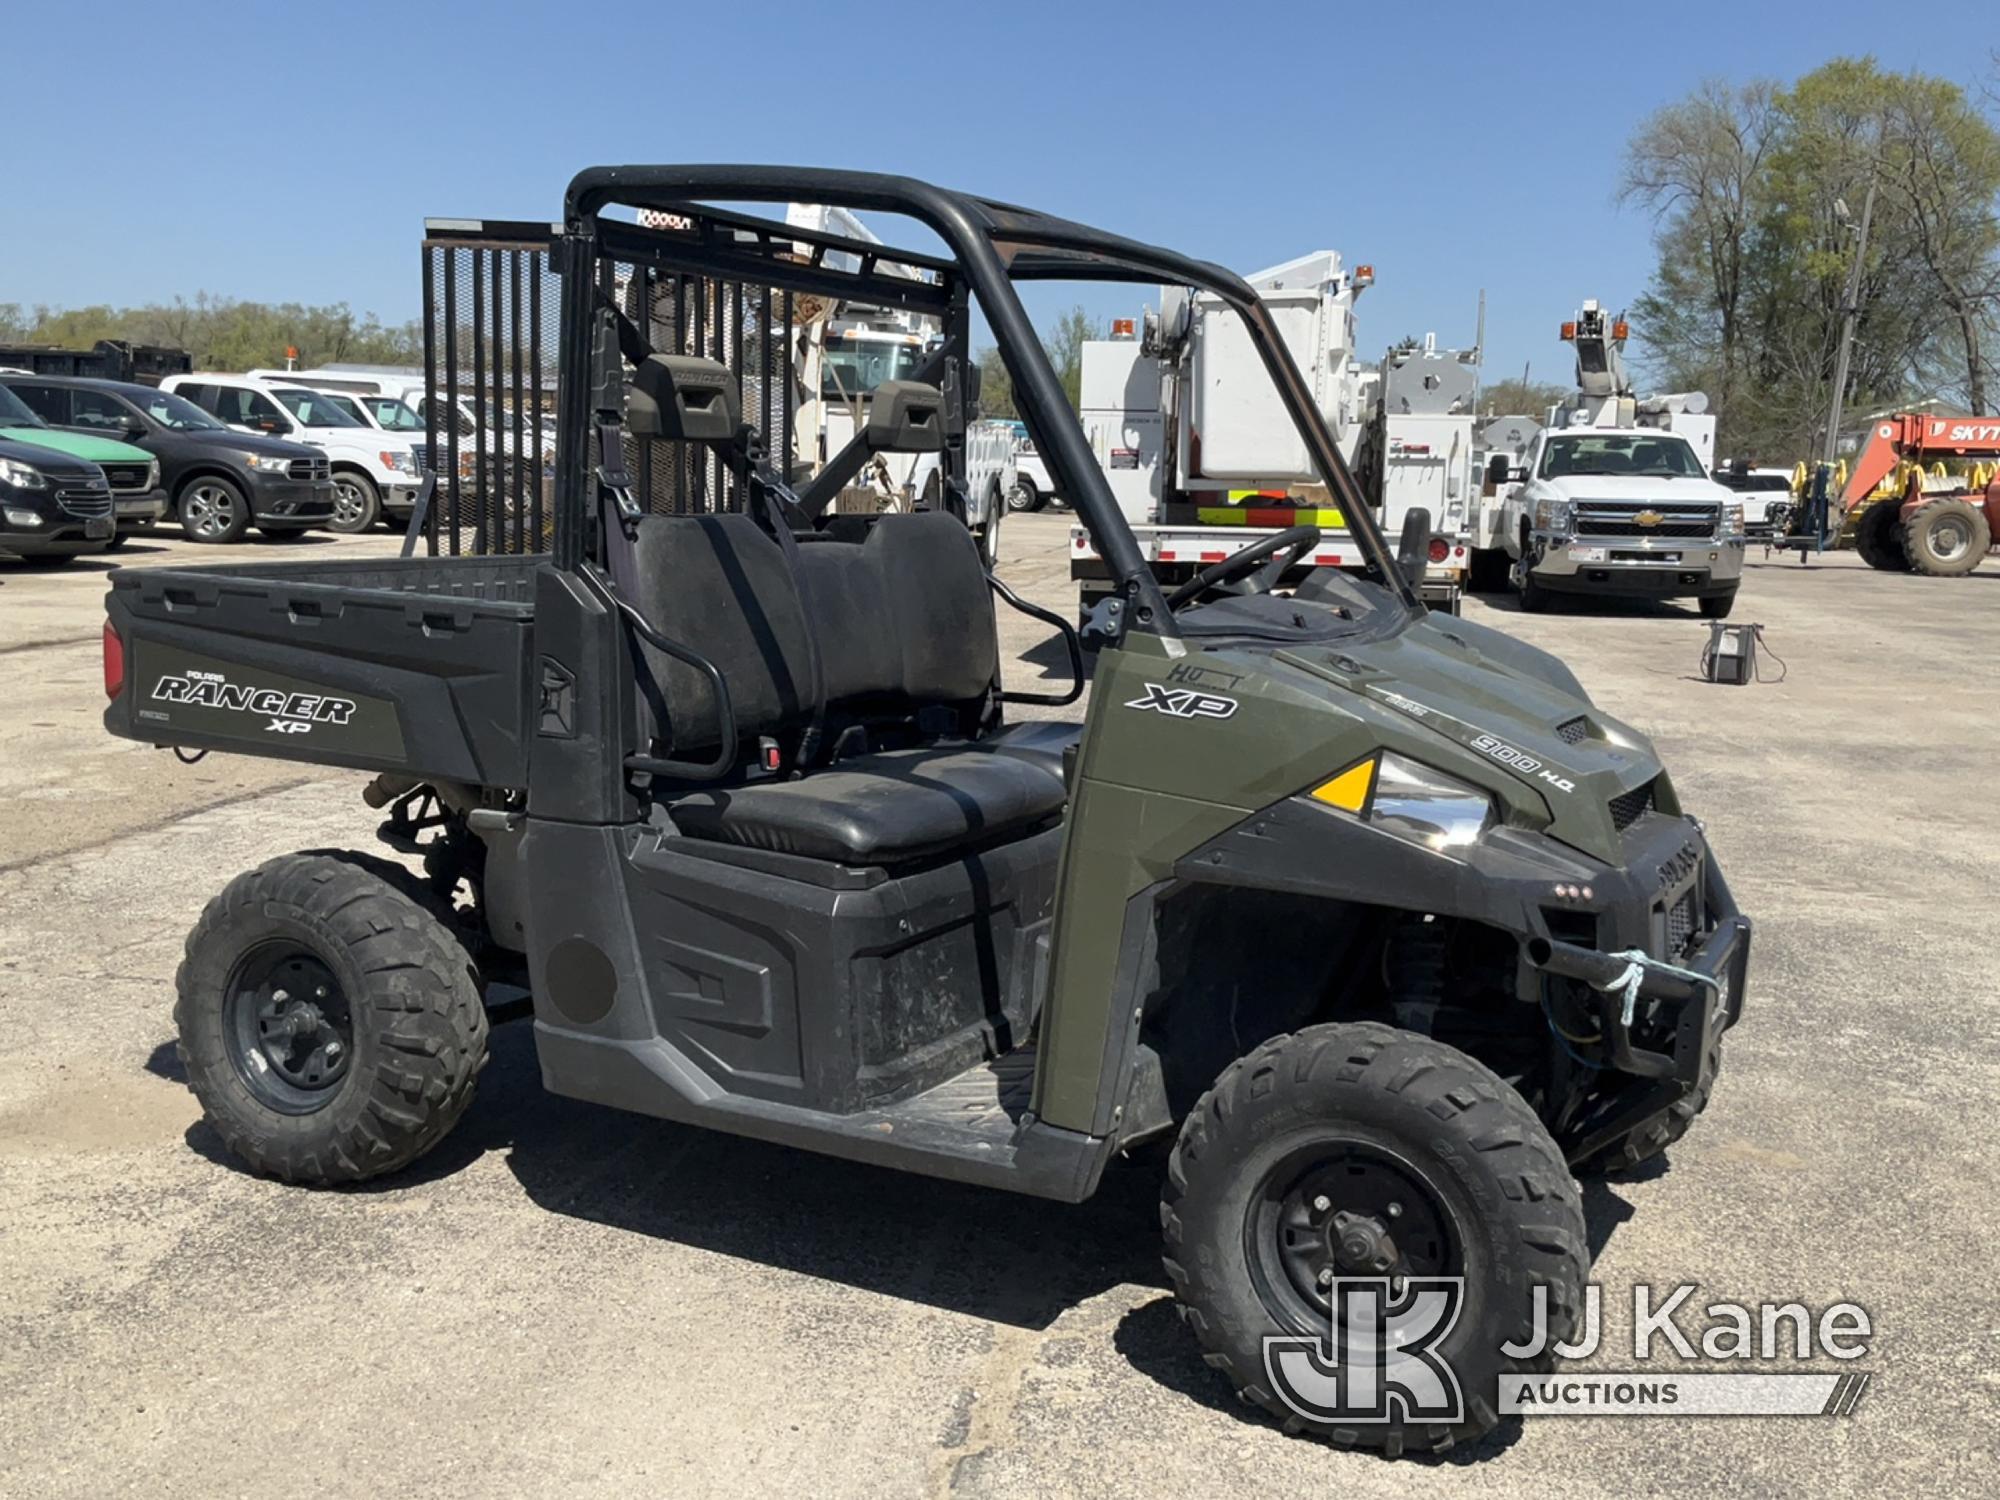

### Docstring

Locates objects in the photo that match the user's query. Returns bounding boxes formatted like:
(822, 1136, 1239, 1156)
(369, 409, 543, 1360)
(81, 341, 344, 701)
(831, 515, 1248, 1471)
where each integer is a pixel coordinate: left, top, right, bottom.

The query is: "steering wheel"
(1165, 525, 1322, 610)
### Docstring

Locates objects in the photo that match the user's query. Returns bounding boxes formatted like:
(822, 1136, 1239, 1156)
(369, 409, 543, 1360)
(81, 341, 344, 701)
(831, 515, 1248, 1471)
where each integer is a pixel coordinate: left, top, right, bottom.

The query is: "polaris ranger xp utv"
(103, 166, 1749, 1454)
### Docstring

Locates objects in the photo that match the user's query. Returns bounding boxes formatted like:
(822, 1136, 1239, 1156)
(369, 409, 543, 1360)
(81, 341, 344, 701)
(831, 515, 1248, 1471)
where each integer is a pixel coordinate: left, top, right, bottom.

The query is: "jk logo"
(1123, 682, 1239, 720)
(1263, 1277, 1465, 1425)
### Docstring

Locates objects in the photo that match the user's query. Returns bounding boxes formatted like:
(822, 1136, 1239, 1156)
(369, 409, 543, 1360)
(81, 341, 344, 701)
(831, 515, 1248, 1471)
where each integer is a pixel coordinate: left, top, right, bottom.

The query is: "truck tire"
(329, 470, 382, 533)
(1516, 555, 1555, 613)
(1006, 474, 1040, 513)
(177, 476, 251, 544)
(1902, 499, 1990, 577)
(1698, 589, 1737, 620)
(1162, 1022, 1587, 1454)
(174, 851, 489, 1186)
(1852, 500, 1909, 572)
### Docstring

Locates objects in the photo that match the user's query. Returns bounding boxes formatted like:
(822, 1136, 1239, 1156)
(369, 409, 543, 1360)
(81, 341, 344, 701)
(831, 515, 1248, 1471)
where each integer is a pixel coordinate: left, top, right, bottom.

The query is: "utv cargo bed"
(103, 552, 540, 788)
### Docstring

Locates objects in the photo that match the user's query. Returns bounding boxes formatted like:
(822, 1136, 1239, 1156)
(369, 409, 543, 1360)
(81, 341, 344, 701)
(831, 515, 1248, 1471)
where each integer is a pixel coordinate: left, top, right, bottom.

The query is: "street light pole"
(1822, 178, 1876, 469)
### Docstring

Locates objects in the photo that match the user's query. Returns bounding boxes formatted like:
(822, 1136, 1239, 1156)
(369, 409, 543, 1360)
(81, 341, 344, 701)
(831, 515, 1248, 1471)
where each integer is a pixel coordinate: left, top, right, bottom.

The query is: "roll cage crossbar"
(556, 165, 1418, 628)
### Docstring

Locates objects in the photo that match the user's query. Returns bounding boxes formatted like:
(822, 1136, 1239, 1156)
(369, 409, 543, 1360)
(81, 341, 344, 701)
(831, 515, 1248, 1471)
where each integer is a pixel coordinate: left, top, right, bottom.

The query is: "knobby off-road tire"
(1902, 498, 1991, 577)
(1162, 1022, 1587, 1455)
(175, 851, 488, 1185)
(1580, 1036, 1720, 1176)
(1853, 500, 1909, 572)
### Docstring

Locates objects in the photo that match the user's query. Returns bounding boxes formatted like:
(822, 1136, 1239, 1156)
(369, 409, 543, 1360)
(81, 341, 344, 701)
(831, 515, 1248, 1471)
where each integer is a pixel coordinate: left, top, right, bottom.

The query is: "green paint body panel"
(1031, 606, 1670, 1133)
(0, 426, 152, 465)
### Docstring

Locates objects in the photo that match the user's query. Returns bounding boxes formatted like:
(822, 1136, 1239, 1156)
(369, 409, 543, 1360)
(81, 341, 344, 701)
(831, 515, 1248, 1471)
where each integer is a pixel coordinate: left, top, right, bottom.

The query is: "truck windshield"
(821, 340, 926, 399)
(140, 390, 227, 431)
(0, 386, 47, 426)
(273, 388, 363, 428)
(1539, 433, 1703, 479)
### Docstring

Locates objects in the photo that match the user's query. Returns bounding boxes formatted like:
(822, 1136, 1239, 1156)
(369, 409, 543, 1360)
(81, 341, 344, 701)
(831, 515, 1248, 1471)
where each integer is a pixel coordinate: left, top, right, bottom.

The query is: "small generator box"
(1703, 622, 1760, 685)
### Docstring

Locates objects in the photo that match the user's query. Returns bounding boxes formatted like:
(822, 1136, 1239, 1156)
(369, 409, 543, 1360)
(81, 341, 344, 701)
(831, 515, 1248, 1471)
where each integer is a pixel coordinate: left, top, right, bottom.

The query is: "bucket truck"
(1493, 302, 1745, 616)
(1067, 252, 1479, 617)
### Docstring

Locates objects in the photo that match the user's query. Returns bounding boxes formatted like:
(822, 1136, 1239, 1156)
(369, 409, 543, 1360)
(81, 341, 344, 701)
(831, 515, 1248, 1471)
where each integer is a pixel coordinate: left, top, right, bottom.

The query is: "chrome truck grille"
(1574, 501, 1720, 540)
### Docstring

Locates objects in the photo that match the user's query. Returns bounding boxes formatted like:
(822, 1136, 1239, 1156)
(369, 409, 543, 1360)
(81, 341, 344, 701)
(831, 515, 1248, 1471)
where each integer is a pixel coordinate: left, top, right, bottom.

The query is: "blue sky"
(5, 1, 1995, 384)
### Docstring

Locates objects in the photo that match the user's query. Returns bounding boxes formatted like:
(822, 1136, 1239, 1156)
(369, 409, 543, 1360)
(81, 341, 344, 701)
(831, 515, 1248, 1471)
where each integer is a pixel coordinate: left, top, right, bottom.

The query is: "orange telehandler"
(1834, 413, 2000, 576)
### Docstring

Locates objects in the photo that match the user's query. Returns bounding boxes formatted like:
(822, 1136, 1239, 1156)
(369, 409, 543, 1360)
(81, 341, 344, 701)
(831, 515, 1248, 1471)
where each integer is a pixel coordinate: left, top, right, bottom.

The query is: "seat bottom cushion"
(669, 746, 1067, 865)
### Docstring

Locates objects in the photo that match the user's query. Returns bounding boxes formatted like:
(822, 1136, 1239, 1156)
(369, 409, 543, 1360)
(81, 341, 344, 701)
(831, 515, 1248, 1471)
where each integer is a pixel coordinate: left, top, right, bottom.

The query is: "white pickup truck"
(162, 373, 426, 533)
(1499, 425, 1746, 617)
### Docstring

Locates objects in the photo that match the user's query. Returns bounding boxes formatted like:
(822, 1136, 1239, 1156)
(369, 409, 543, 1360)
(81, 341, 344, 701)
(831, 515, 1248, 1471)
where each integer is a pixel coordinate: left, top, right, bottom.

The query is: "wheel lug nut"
(1317, 1267, 1334, 1286)
(1312, 1195, 1331, 1213)
(1386, 1202, 1403, 1218)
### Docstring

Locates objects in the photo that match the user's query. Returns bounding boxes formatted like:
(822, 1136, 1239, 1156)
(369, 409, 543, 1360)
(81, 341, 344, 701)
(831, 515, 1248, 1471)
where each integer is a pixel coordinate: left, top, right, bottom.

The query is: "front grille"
(287, 456, 331, 482)
(1664, 888, 1700, 956)
(1574, 501, 1719, 540)
(100, 463, 151, 493)
(1557, 716, 1591, 745)
(55, 487, 113, 518)
(1609, 780, 1655, 831)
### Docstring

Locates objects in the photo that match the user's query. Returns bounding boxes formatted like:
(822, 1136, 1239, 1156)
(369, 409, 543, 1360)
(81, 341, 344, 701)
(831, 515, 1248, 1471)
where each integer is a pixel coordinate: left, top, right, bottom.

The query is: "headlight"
(0, 457, 48, 491)
(1310, 751, 1496, 851)
(245, 453, 293, 473)
(1720, 501, 1745, 538)
(382, 449, 419, 476)
(146, 459, 161, 488)
(1533, 496, 1572, 533)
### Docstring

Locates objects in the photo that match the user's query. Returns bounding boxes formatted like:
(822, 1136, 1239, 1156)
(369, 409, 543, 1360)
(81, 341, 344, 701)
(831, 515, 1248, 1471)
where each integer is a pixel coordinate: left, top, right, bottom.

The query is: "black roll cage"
(556, 165, 1418, 634)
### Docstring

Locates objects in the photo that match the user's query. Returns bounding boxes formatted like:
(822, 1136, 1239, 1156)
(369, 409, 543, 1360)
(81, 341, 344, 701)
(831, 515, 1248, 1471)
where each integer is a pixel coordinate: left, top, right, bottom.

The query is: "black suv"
(0, 434, 115, 563)
(0, 375, 336, 544)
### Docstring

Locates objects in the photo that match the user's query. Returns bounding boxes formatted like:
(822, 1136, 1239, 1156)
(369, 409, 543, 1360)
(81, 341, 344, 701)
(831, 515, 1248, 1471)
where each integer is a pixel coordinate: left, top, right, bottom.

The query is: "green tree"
(1622, 59, 2000, 459)
(974, 344, 1016, 420)
(1044, 306, 1102, 411)
(1477, 377, 1569, 420)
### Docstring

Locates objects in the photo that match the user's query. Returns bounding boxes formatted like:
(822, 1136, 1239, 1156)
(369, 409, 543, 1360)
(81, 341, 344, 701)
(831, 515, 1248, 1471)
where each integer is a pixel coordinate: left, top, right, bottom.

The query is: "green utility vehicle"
(103, 167, 1748, 1453)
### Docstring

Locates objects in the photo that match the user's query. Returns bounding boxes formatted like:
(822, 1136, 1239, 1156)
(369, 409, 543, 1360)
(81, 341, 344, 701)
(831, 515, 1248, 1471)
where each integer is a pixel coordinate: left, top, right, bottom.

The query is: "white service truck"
(1490, 302, 1744, 616)
(1067, 251, 1479, 617)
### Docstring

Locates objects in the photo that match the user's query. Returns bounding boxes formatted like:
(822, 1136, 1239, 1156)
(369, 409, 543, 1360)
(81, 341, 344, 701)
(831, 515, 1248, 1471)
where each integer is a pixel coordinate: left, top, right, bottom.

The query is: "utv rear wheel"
(1902, 499, 1990, 577)
(1853, 500, 1909, 572)
(1162, 1023, 1586, 1454)
(175, 852, 488, 1185)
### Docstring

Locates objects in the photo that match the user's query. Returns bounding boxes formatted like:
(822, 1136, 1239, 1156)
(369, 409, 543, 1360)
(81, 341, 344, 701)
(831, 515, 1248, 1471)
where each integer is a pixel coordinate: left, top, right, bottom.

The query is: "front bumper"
(384, 482, 421, 514)
(114, 488, 170, 530)
(1530, 534, 1745, 597)
(250, 477, 338, 525)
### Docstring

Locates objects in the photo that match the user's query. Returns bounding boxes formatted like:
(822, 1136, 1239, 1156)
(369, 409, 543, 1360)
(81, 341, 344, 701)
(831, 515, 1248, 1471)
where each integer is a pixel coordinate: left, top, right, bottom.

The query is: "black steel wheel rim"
(1244, 1138, 1463, 1334)
(224, 943, 355, 1114)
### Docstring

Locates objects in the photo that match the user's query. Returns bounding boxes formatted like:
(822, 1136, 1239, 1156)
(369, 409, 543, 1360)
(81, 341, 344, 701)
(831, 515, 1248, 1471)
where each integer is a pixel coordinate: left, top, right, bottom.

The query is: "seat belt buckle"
(756, 736, 783, 775)
(594, 419, 645, 529)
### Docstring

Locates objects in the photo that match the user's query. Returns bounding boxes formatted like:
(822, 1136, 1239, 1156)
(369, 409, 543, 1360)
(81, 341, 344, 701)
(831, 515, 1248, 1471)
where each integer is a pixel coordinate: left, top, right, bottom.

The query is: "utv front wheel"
(1162, 1023, 1586, 1454)
(175, 852, 489, 1185)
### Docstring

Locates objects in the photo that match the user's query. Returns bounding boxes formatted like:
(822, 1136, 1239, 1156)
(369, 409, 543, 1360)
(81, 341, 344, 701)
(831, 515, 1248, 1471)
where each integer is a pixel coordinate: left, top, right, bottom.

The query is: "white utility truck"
(1491, 302, 1744, 616)
(1068, 251, 1479, 617)
(783, 203, 1011, 560)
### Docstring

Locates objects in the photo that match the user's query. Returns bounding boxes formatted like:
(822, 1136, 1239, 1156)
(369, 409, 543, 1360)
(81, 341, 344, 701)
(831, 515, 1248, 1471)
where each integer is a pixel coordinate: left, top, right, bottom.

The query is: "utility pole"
(1821, 178, 1876, 468)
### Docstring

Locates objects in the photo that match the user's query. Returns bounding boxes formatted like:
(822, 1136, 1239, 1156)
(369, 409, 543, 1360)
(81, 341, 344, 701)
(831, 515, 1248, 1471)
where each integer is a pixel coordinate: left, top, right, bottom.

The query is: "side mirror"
(123, 420, 148, 441)
(1485, 453, 1511, 488)
(1396, 506, 1433, 589)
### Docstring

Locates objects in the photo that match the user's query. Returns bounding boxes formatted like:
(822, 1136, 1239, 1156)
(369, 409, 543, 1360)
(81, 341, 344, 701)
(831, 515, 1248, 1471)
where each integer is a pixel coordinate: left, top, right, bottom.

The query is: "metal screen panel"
(420, 222, 561, 556)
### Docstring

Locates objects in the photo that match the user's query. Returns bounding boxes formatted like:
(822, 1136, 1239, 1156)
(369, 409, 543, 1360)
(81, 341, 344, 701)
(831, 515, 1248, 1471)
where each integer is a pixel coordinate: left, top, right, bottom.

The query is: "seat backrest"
(628, 511, 999, 758)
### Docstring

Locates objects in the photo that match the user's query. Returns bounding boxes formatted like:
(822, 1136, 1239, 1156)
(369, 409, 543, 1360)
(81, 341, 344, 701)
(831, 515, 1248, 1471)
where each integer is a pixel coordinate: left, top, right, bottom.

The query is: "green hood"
(0, 427, 153, 464)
